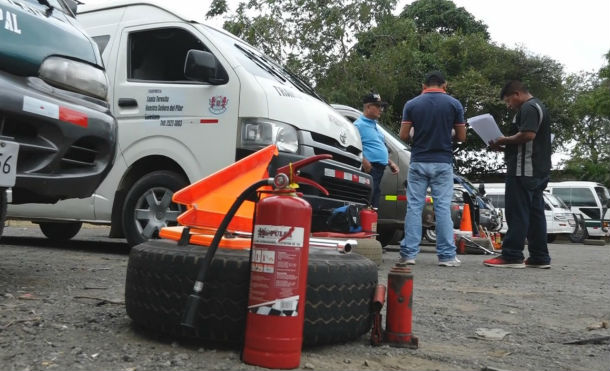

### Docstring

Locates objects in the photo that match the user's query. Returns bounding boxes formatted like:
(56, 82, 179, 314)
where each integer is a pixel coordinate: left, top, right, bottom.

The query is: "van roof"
(78, 0, 246, 47)
(547, 181, 606, 188)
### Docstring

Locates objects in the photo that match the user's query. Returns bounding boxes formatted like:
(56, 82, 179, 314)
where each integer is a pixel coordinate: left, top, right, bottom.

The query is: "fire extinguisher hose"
(181, 178, 272, 328)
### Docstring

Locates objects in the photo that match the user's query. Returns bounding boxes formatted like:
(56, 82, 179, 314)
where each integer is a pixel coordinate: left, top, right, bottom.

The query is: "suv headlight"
(39, 56, 108, 100)
(239, 119, 298, 153)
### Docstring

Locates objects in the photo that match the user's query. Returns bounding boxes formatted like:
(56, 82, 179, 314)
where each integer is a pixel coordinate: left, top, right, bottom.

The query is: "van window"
(92, 35, 110, 55)
(571, 188, 597, 207)
(552, 188, 572, 207)
(128, 28, 219, 82)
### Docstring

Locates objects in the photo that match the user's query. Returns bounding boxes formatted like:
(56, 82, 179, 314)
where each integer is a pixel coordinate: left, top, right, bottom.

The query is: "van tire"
(0, 188, 6, 238)
(546, 234, 557, 243)
(125, 239, 377, 347)
(39, 222, 83, 241)
(424, 227, 436, 243)
(122, 171, 187, 247)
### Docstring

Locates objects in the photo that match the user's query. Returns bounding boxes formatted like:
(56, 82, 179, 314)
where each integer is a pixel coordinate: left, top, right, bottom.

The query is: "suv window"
(487, 194, 505, 208)
(128, 28, 216, 82)
(571, 188, 597, 207)
(595, 186, 609, 204)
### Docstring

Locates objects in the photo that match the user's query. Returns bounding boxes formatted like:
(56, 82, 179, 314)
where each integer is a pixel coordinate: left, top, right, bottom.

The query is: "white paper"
(468, 113, 504, 146)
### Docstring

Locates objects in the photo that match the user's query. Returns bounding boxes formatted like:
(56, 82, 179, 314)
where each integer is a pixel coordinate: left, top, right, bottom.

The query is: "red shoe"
(483, 256, 525, 268)
(525, 258, 551, 269)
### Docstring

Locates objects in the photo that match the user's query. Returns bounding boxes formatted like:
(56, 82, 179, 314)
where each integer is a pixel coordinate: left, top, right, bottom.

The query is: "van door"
(102, 22, 240, 216)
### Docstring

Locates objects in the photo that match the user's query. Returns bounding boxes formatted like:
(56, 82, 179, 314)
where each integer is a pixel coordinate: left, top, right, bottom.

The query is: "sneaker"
(396, 257, 416, 266)
(483, 256, 525, 268)
(525, 258, 551, 269)
(438, 257, 461, 267)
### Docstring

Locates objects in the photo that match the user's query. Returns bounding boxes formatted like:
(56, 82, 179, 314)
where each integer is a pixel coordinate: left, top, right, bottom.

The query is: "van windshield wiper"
(234, 44, 286, 83)
(281, 67, 325, 102)
(38, 0, 54, 13)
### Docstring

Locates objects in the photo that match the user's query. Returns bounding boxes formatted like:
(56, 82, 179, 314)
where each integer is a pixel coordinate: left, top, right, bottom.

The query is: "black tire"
(546, 234, 557, 243)
(39, 222, 83, 241)
(125, 239, 378, 347)
(352, 238, 383, 265)
(0, 188, 6, 238)
(569, 224, 588, 243)
(122, 171, 187, 247)
(424, 227, 436, 243)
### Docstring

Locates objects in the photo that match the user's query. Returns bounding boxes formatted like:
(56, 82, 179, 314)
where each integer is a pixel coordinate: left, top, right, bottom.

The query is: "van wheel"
(546, 234, 557, 243)
(0, 188, 6, 238)
(569, 222, 588, 243)
(125, 239, 377, 347)
(122, 171, 187, 247)
(39, 222, 83, 241)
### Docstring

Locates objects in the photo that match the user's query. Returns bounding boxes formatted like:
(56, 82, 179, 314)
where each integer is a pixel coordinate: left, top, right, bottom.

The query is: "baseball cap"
(362, 91, 388, 107)
(424, 70, 446, 85)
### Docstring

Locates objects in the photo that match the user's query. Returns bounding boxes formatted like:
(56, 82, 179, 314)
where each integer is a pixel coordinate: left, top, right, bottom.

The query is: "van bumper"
(0, 72, 117, 203)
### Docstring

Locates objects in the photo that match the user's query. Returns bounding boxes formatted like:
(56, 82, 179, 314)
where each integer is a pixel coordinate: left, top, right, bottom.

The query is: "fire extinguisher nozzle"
(181, 294, 202, 328)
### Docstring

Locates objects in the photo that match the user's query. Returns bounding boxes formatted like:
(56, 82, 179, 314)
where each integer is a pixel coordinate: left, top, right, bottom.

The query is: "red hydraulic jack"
(384, 266, 419, 348)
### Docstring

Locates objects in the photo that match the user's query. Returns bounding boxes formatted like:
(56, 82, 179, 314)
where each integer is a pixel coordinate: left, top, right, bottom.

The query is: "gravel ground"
(1, 223, 609, 371)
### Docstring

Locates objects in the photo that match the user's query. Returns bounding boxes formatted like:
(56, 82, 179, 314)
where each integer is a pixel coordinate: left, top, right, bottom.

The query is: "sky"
(195, 0, 610, 74)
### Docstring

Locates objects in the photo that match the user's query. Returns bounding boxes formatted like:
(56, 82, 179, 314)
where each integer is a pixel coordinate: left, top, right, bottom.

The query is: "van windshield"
(199, 24, 323, 101)
(595, 186, 610, 204)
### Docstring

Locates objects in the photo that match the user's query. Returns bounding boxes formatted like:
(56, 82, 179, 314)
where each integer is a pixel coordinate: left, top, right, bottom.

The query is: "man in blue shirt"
(354, 91, 399, 209)
(398, 71, 466, 267)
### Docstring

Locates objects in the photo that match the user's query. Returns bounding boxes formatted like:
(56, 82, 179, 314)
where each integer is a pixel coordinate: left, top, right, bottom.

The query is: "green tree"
(208, 0, 397, 84)
(562, 50, 610, 187)
(400, 0, 489, 38)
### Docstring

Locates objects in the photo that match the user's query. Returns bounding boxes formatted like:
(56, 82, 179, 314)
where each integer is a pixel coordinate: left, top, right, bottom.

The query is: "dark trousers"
(369, 163, 386, 209)
(502, 175, 551, 264)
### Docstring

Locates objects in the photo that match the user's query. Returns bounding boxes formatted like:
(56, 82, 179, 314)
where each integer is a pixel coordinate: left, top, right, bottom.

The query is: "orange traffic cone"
(460, 203, 473, 232)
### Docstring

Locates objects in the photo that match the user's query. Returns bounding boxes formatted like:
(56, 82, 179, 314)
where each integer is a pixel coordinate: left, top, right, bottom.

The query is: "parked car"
(481, 184, 575, 242)
(8, 1, 371, 246)
(422, 175, 503, 243)
(1, 0, 117, 237)
(546, 181, 610, 241)
(331, 104, 409, 245)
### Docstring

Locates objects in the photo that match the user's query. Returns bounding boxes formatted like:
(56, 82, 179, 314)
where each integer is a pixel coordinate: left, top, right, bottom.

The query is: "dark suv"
(0, 0, 117, 235)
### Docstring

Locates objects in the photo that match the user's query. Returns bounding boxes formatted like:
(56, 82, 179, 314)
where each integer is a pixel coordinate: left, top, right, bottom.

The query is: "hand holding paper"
(467, 113, 504, 147)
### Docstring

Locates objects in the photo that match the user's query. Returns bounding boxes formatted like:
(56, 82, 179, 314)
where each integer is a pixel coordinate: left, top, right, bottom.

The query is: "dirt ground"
(1, 223, 609, 371)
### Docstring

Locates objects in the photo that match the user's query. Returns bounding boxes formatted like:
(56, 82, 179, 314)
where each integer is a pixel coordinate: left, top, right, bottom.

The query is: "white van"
(546, 181, 610, 239)
(7, 0, 372, 246)
(480, 184, 575, 242)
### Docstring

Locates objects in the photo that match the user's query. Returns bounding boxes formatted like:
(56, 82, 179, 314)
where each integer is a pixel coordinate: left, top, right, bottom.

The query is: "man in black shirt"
(484, 81, 552, 269)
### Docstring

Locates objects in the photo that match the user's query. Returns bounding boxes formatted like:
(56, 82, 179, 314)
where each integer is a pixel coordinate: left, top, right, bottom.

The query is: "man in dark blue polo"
(398, 71, 466, 267)
(354, 91, 399, 209)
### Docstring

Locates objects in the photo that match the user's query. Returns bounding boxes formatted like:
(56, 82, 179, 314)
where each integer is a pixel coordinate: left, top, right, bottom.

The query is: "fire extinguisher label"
(253, 225, 304, 247)
(248, 225, 305, 316)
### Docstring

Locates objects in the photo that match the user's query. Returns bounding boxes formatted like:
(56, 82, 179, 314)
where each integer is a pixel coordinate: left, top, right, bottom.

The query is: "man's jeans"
(502, 175, 551, 264)
(400, 162, 456, 261)
(369, 163, 386, 209)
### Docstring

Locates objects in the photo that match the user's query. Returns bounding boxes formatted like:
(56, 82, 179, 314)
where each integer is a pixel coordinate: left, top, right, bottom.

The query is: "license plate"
(0, 140, 19, 187)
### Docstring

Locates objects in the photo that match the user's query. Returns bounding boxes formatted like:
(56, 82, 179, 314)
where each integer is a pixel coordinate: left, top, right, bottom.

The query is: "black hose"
(181, 178, 271, 328)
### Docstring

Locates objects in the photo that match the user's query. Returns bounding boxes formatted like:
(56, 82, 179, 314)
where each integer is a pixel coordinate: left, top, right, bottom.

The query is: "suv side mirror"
(184, 49, 228, 85)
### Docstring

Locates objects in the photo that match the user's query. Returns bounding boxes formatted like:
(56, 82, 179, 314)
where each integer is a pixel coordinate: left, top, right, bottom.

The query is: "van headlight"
(39, 56, 108, 100)
(239, 119, 299, 153)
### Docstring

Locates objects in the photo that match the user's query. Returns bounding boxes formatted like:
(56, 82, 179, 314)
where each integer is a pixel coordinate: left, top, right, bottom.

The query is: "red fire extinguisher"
(242, 154, 332, 370)
(359, 204, 378, 234)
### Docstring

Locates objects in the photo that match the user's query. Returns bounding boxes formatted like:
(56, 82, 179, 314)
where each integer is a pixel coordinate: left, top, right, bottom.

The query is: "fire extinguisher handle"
(276, 154, 332, 195)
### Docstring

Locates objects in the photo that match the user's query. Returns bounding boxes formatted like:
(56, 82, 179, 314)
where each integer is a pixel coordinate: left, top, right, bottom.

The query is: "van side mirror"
(184, 49, 228, 85)
(63, 0, 78, 16)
